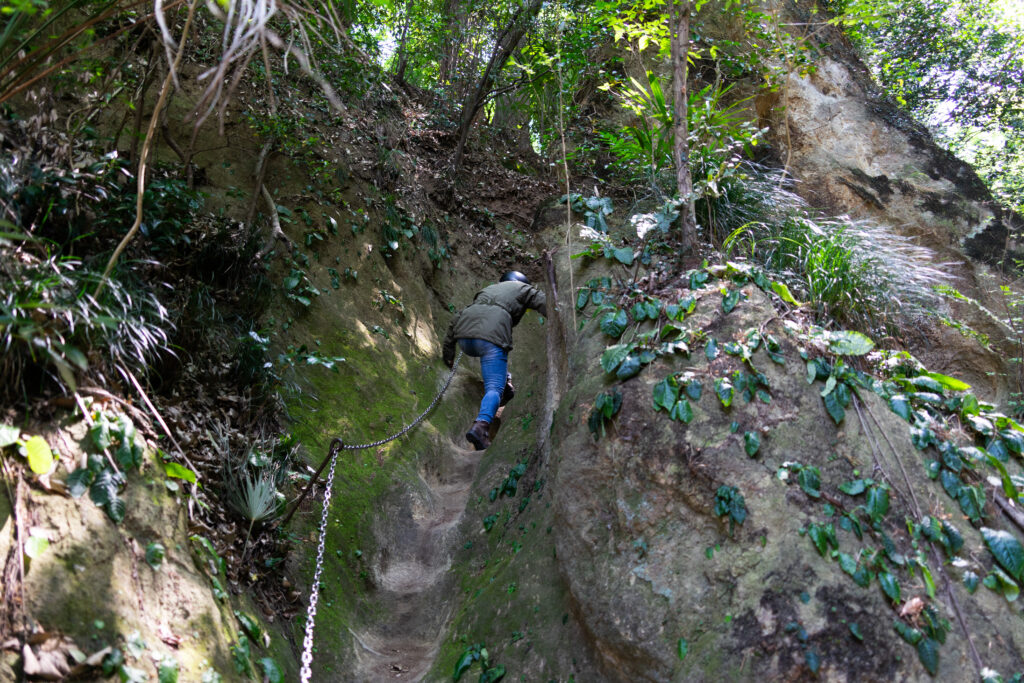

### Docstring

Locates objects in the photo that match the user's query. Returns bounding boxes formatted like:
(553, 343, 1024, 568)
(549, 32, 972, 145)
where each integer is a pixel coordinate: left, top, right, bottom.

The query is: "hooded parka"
(442, 280, 547, 365)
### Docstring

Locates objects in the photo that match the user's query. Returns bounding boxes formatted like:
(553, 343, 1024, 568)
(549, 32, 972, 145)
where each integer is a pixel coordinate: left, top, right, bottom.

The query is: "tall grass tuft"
(0, 239, 172, 401)
(711, 163, 947, 335)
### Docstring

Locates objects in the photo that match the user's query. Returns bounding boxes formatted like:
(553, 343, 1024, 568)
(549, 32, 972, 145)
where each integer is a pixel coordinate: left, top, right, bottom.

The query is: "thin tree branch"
(95, 0, 198, 298)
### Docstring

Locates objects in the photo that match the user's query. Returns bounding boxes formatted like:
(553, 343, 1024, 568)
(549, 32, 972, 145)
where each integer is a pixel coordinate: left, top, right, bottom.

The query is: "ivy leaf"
(722, 289, 741, 313)
(894, 620, 922, 645)
(23, 436, 55, 474)
(983, 567, 1020, 602)
(889, 395, 912, 421)
(798, 466, 821, 498)
(612, 246, 634, 265)
(480, 665, 505, 683)
(825, 330, 875, 356)
(916, 637, 940, 676)
(645, 300, 661, 319)
(981, 527, 1024, 581)
(963, 571, 980, 593)
(146, 542, 166, 570)
(453, 651, 474, 681)
(922, 371, 970, 392)
(908, 375, 944, 394)
(260, 659, 283, 683)
(705, 338, 719, 360)
(163, 461, 197, 485)
(106, 497, 126, 524)
(986, 454, 1019, 502)
(878, 571, 901, 602)
(957, 485, 985, 523)
(600, 344, 632, 374)
(0, 424, 19, 448)
(941, 520, 964, 554)
(865, 485, 890, 523)
(90, 418, 111, 451)
(940, 469, 961, 500)
(677, 637, 688, 661)
(600, 309, 628, 338)
(576, 288, 590, 310)
(615, 354, 643, 380)
(24, 534, 49, 560)
(808, 524, 829, 556)
(770, 281, 801, 306)
(743, 431, 760, 457)
(837, 552, 858, 578)
(67, 468, 93, 498)
(157, 656, 179, 683)
(839, 479, 869, 496)
(714, 378, 733, 408)
(961, 394, 981, 417)
(653, 377, 680, 412)
(670, 399, 694, 424)
(686, 379, 703, 401)
(823, 390, 846, 424)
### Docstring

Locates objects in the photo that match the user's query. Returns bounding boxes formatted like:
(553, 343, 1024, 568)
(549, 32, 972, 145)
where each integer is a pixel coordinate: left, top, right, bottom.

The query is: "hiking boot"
(499, 374, 515, 407)
(466, 420, 491, 450)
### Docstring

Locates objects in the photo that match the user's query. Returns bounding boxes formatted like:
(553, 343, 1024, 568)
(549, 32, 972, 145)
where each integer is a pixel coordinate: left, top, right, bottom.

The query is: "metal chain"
(299, 350, 463, 682)
(339, 350, 463, 450)
(299, 437, 340, 683)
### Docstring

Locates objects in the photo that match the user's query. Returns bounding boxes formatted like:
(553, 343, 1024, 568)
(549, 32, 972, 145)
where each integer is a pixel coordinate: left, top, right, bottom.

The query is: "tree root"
(255, 183, 295, 260)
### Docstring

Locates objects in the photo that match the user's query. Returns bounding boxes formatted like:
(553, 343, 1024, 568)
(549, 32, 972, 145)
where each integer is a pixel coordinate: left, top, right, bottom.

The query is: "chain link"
(299, 350, 463, 682)
(299, 438, 340, 683)
(340, 350, 463, 451)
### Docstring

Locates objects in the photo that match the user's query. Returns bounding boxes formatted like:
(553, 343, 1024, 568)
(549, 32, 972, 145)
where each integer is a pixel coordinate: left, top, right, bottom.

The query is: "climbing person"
(442, 271, 547, 450)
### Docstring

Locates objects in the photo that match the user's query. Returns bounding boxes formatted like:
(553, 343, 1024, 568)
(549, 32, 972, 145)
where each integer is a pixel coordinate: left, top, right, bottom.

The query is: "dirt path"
(347, 256, 564, 681)
(350, 444, 478, 681)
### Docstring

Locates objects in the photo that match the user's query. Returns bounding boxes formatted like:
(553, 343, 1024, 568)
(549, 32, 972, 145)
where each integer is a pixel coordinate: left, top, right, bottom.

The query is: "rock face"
(547, 256, 1024, 681)
(759, 16, 1024, 399)
(0, 419, 273, 681)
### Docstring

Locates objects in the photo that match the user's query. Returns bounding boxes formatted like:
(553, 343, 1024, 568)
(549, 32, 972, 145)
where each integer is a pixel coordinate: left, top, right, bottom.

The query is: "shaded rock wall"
(546, 251, 1024, 681)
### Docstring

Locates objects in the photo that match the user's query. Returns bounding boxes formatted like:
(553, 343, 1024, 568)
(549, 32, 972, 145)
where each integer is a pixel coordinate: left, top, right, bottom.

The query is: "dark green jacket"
(442, 281, 547, 364)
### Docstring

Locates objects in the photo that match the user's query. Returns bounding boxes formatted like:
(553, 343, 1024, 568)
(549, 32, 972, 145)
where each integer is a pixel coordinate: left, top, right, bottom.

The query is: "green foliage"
(561, 193, 615, 233)
(719, 164, 944, 334)
(653, 374, 695, 423)
(191, 534, 228, 601)
(490, 463, 528, 499)
(981, 527, 1024, 582)
(589, 388, 623, 440)
(714, 485, 747, 534)
(597, 74, 764, 200)
(452, 642, 504, 682)
(0, 244, 171, 402)
(66, 409, 145, 523)
(145, 542, 166, 570)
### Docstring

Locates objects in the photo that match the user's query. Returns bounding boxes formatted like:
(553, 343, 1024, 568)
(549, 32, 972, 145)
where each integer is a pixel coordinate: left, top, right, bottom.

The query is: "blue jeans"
(458, 338, 508, 424)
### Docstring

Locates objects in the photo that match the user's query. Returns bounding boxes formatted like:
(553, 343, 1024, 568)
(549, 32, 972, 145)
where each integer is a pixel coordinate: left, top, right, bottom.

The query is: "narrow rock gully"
(346, 253, 568, 681)
(350, 441, 479, 680)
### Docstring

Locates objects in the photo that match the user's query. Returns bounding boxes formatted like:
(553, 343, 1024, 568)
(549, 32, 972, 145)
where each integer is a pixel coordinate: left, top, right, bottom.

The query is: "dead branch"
(95, 0, 198, 297)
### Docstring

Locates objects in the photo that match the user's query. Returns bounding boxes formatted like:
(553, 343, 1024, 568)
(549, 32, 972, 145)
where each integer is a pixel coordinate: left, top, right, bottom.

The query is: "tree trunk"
(393, 0, 412, 84)
(437, 0, 464, 88)
(670, 0, 697, 250)
(453, 0, 544, 170)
